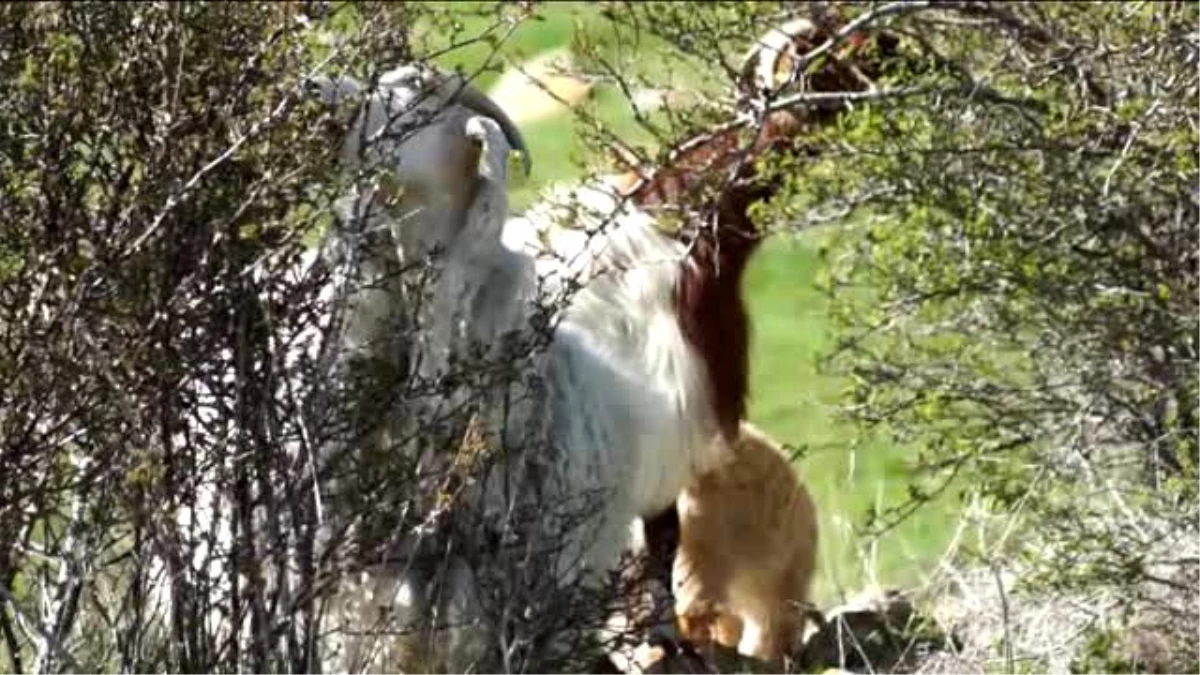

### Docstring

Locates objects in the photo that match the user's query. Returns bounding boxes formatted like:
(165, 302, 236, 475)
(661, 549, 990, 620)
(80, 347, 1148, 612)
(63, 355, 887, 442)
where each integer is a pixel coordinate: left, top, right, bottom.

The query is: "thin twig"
(990, 562, 1015, 675)
(126, 48, 348, 255)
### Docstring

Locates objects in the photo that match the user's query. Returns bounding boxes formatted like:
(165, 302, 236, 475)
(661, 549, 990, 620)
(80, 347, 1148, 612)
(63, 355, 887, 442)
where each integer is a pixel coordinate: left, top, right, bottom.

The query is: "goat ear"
(454, 81, 533, 178)
(467, 115, 530, 191)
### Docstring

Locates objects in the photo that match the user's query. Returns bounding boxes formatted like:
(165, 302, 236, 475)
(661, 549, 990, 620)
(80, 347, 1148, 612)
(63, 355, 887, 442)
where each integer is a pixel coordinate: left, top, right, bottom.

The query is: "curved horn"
(450, 79, 534, 178)
(737, 16, 818, 95)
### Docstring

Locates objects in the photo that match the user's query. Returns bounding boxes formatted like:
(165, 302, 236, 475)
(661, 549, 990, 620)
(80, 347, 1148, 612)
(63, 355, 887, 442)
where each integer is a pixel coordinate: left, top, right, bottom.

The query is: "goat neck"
(615, 113, 796, 442)
(616, 20, 906, 441)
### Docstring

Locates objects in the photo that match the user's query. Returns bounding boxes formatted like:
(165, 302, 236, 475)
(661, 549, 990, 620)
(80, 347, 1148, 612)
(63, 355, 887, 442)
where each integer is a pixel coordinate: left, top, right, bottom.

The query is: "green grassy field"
(744, 236, 963, 603)
(417, 2, 960, 605)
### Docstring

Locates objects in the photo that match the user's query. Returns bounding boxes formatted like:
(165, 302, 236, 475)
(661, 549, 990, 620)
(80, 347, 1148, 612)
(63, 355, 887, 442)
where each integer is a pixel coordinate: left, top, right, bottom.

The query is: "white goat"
(329, 97, 744, 669)
(277, 60, 751, 671)
(305, 67, 543, 674)
(319, 64, 732, 598)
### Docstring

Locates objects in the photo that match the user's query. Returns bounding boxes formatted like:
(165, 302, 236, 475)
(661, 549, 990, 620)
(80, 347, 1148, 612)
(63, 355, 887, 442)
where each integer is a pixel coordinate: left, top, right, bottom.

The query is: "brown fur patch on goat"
(652, 111, 801, 440)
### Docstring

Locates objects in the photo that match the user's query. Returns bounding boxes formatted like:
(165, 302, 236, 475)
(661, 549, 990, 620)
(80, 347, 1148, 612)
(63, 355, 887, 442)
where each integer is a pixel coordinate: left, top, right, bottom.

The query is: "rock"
(1122, 626, 1175, 674)
(799, 587, 956, 673)
(608, 586, 960, 674)
(636, 639, 774, 674)
(638, 646, 708, 674)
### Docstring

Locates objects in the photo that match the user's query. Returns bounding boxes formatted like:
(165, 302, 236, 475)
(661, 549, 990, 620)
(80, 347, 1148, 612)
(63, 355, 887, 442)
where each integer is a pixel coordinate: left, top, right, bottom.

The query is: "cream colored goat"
(673, 422, 819, 664)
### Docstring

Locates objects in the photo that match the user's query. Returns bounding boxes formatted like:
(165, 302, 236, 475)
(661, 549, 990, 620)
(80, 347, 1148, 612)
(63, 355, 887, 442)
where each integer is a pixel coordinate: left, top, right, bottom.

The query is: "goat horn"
(450, 78, 533, 178)
(737, 16, 818, 94)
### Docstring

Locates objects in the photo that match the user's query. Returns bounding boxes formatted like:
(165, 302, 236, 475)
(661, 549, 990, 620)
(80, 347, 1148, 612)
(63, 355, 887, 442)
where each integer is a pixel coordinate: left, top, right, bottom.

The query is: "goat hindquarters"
(672, 422, 819, 664)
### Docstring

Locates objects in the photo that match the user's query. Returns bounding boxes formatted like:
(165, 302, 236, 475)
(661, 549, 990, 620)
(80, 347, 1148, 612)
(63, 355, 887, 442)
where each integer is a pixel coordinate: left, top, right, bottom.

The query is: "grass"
(743, 234, 963, 605)
(416, 1, 962, 608)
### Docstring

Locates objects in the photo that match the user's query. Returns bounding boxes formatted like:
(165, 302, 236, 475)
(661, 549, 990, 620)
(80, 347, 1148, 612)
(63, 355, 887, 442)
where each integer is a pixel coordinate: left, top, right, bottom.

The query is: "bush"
(0, 3, 627, 672)
(784, 2, 1197, 670)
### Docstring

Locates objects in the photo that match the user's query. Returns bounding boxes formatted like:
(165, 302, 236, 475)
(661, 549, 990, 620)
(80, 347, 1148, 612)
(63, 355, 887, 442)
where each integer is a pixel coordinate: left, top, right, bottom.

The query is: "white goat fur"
(388, 130, 734, 671)
(502, 180, 729, 518)
(369, 121, 733, 669)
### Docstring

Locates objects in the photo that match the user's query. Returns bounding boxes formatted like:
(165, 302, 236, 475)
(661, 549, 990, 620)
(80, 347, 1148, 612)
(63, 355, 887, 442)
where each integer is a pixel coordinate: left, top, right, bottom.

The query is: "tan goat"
(672, 422, 819, 664)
